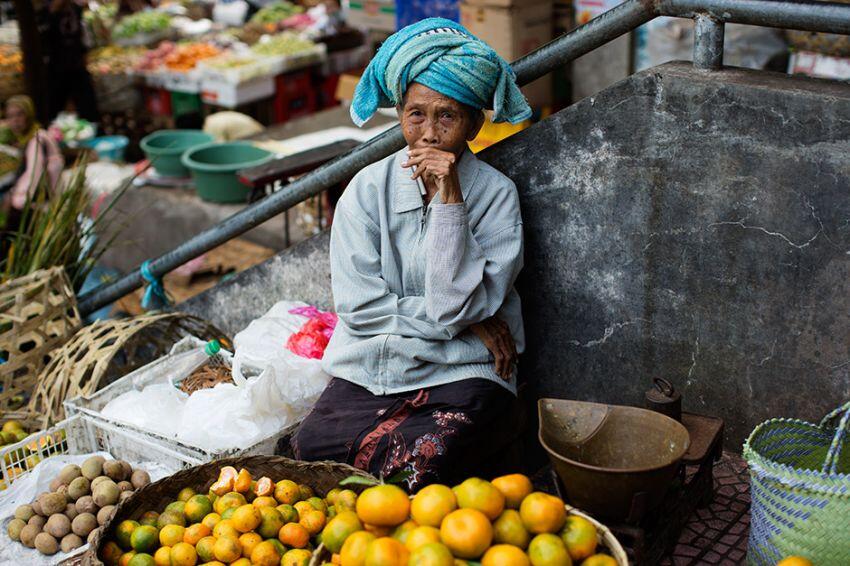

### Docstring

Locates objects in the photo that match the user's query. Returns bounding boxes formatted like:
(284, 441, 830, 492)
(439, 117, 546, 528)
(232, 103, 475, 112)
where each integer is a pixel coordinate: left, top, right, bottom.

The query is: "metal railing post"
(693, 14, 724, 70)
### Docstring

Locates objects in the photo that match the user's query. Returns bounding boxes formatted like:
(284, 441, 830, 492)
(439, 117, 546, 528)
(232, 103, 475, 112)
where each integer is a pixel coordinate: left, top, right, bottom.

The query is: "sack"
(744, 402, 850, 565)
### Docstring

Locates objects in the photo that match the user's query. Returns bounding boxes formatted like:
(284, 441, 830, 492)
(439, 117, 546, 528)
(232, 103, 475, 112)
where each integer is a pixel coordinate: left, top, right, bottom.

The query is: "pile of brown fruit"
(6, 455, 151, 556)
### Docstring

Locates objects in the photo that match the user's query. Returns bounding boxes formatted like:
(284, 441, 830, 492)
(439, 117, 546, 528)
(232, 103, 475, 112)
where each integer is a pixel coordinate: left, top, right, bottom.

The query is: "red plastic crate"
(144, 87, 172, 117)
(317, 73, 341, 110)
(274, 70, 318, 124)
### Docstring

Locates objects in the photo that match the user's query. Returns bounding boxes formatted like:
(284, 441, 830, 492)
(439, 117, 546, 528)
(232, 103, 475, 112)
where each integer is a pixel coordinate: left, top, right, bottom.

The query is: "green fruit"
(129, 525, 158, 553)
(156, 510, 185, 529)
(127, 553, 156, 566)
(165, 500, 185, 515)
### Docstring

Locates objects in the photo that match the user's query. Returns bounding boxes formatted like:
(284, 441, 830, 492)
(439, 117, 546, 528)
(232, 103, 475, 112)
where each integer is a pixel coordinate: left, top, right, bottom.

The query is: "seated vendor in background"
(294, 19, 531, 490)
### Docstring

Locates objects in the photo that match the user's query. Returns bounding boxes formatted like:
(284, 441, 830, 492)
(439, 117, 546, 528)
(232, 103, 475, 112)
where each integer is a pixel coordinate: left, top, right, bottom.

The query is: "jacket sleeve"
(425, 198, 524, 327)
(330, 205, 460, 340)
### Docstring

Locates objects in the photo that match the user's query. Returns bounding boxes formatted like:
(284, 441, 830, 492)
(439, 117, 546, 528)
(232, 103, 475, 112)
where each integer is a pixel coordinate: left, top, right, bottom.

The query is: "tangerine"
(405, 526, 441, 552)
(127, 553, 155, 566)
(491, 474, 534, 510)
(364, 536, 410, 566)
(116, 520, 140, 550)
(335, 490, 358, 512)
(408, 542, 454, 566)
(238, 531, 262, 558)
(255, 476, 274, 497)
(183, 523, 210, 545)
(560, 515, 597, 561)
(439, 508, 493, 559)
(210, 466, 238, 496)
(777, 559, 814, 566)
(391, 520, 419, 544)
(322, 510, 364, 553)
(102, 541, 124, 565)
(493, 509, 531, 549)
(253, 496, 277, 508)
(582, 555, 618, 566)
(453, 478, 505, 521)
(282, 548, 312, 566)
(118, 551, 137, 566)
(234, 468, 252, 493)
(279, 522, 310, 548)
(213, 536, 241, 563)
(201, 512, 221, 530)
(300, 508, 327, 535)
(159, 524, 185, 548)
(257, 506, 285, 539)
(340, 531, 376, 566)
(153, 546, 171, 566)
(214, 492, 247, 515)
(130, 525, 158, 554)
(275, 480, 301, 505)
(250, 540, 282, 566)
(482, 544, 532, 566)
(184, 494, 212, 524)
(177, 487, 197, 502)
(195, 536, 216, 563)
(356, 484, 410, 527)
(411, 485, 457, 527)
(170, 542, 197, 566)
(277, 503, 299, 523)
(528, 533, 571, 566)
(212, 518, 240, 540)
(520, 493, 567, 534)
(231, 504, 261, 532)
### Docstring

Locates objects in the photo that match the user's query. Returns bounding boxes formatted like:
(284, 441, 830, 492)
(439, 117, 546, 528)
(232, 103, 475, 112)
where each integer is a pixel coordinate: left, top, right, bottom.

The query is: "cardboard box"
(343, 0, 396, 33)
(460, 0, 553, 107)
(335, 72, 363, 103)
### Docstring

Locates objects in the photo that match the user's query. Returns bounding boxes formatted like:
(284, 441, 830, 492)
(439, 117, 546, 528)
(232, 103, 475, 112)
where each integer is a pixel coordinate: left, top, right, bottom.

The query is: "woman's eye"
(440, 112, 454, 120)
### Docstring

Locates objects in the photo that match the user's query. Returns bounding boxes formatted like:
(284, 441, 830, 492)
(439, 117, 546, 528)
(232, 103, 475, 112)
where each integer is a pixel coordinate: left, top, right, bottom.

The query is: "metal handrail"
(77, 0, 850, 315)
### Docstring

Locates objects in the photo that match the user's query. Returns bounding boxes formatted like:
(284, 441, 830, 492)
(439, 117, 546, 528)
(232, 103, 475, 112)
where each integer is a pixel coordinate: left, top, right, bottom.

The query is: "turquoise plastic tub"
(181, 142, 273, 203)
(140, 130, 214, 178)
(81, 136, 129, 162)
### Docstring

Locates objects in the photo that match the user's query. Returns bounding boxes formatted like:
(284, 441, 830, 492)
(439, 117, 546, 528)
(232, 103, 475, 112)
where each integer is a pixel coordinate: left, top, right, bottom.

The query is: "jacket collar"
(392, 147, 480, 213)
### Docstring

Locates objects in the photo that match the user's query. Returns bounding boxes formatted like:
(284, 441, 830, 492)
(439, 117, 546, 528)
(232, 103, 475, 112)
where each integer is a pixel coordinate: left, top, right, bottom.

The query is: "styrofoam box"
(201, 75, 276, 108)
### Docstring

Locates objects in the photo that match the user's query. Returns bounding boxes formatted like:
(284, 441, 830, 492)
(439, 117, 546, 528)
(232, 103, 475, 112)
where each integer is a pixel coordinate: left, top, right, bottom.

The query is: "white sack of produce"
(179, 301, 332, 451)
(100, 383, 186, 439)
(0, 453, 173, 566)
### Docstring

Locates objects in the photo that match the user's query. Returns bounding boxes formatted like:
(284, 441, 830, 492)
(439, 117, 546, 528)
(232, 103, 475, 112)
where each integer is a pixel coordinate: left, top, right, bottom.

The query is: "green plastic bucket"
(182, 142, 273, 203)
(140, 130, 214, 178)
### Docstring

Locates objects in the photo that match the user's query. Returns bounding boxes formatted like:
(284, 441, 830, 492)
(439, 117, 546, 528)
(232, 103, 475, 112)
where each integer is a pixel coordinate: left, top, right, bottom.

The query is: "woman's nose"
(421, 120, 439, 144)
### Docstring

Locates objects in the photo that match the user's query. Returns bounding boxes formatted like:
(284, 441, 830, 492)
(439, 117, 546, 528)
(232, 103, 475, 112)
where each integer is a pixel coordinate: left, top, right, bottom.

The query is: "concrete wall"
(183, 62, 850, 448)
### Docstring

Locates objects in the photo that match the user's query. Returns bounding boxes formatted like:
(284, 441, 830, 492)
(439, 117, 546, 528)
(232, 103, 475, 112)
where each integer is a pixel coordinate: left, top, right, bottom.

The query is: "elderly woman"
(294, 18, 531, 489)
(1, 96, 64, 229)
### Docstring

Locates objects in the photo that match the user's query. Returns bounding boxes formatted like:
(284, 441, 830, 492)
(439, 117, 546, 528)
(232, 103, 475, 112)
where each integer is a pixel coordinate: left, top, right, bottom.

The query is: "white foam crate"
(197, 55, 282, 85)
(267, 43, 327, 75)
(200, 75, 275, 108)
(63, 342, 296, 470)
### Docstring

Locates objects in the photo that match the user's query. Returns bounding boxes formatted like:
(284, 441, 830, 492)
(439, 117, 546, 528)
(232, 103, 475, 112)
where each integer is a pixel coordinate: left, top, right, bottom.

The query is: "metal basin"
(539, 398, 690, 522)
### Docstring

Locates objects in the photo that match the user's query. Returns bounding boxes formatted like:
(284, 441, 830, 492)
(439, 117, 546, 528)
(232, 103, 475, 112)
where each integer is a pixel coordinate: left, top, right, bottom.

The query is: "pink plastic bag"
(286, 306, 338, 359)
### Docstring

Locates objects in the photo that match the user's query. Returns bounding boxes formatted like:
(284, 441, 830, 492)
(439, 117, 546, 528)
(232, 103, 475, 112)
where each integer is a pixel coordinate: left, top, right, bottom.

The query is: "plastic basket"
(744, 402, 850, 565)
(64, 339, 298, 470)
(0, 415, 88, 490)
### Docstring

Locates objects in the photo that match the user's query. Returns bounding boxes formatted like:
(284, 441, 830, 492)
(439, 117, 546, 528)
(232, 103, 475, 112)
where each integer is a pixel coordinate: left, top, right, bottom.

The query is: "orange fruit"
(405, 526, 441, 552)
(131, 525, 159, 553)
(210, 466, 238, 496)
(560, 515, 597, 561)
(201, 512, 221, 530)
(231, 559, 251, 566)
(253, 496, 277, 508)
(159, 524, 185, 548)
(411, 484, 457, 527)
(275, 480, 301, 505)
(294, 500, 314, 517)
(336, 490, 358, 512)
(255, 476, 274, 497)
(391, 520, 419, 544)
(139, 511, 159, 527)
(153, 546, 171, 566)
(582, 555, 617, 566)
(231, 504, 261, 533)
(491, 474, 534, 510)
(777, 559, 814, 566)
(300, 508, 327, 535)
(214, 492, 247, 515)
(116, 520, 140, 550)
(453, 478, 505, 520)
(195, 536, 216, 563)
(527, 533, 571, 566)
(238, 531, 262, 557)
(356, 484, 411, 527)
(364, 537, 410, 566)
(234, 468, 252, 493)
(184, 494, 213, 524)
(212, 518, 240, 540)
(482, 544, 532, 566)
(102, 541, 124, 565)
(308, 496, 328, 513)
(408, 541, 454, 566)
(282, 548, 312, 566)
(118, 551, 137, 566)
(213, 536, 241, 563)
(170, 542, 197, 566)
(322, 510, 364, 553)
(256, 506, 285, 539)
(183, 523, 210, 545)
(279, 522, 310, 548)
(157, 510, 185, 529)
(177, 487, 197, 502)
(493, 509, 531, 549)
(340, 531, 376, 566)
(299, 484, 315, 501)
(326, 488, 342, 505)
(439, 508, 493, 559)
(221, 507, 237, 521)
(520, 493, 567, 534)
(127, 554, 155, 566)
(277, 503, 299, 523)
(250, 540, 282, 566)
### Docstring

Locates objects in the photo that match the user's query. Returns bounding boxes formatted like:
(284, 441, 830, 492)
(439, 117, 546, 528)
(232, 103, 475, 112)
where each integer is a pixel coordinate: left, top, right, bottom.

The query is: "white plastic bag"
(0, 453, 175, 565)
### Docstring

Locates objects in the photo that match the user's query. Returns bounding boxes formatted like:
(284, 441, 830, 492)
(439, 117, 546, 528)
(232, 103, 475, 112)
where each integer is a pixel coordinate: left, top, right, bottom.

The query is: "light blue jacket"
(321, 148, 525, 395)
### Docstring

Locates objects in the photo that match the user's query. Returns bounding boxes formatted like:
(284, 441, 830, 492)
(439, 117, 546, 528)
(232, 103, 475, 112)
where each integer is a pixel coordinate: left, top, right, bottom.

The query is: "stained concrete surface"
(182, 62, 850, 449)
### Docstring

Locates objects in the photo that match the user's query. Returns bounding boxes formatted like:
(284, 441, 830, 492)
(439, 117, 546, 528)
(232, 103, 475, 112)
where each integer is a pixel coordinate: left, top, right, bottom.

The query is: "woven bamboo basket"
(786, 0, 850, 57)
(83, 455, 376, 566)
(0, 267, 81, 412)
(25, 312, 226, 428)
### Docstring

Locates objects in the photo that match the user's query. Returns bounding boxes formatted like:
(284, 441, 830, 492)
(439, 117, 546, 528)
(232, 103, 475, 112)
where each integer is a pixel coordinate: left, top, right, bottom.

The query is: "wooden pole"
(13, 0, 49, 123)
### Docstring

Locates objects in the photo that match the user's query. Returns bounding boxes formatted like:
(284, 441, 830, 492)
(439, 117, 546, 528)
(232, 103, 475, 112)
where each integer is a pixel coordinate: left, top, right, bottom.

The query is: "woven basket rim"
(743, 415, 850, 485)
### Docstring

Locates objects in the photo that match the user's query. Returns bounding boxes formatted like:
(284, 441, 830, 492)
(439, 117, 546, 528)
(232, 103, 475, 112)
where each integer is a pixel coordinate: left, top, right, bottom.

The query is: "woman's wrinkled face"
(5, 103, 28, 136)
(398, 83, 484, 156)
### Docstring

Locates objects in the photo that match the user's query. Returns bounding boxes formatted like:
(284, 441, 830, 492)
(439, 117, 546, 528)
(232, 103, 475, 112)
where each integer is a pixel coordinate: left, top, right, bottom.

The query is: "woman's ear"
(466, 110, 485, 142)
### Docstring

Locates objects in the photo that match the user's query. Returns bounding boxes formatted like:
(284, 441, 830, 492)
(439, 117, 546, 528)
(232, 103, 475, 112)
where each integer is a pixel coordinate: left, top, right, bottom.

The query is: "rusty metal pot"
(538, 398, 690, 523)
